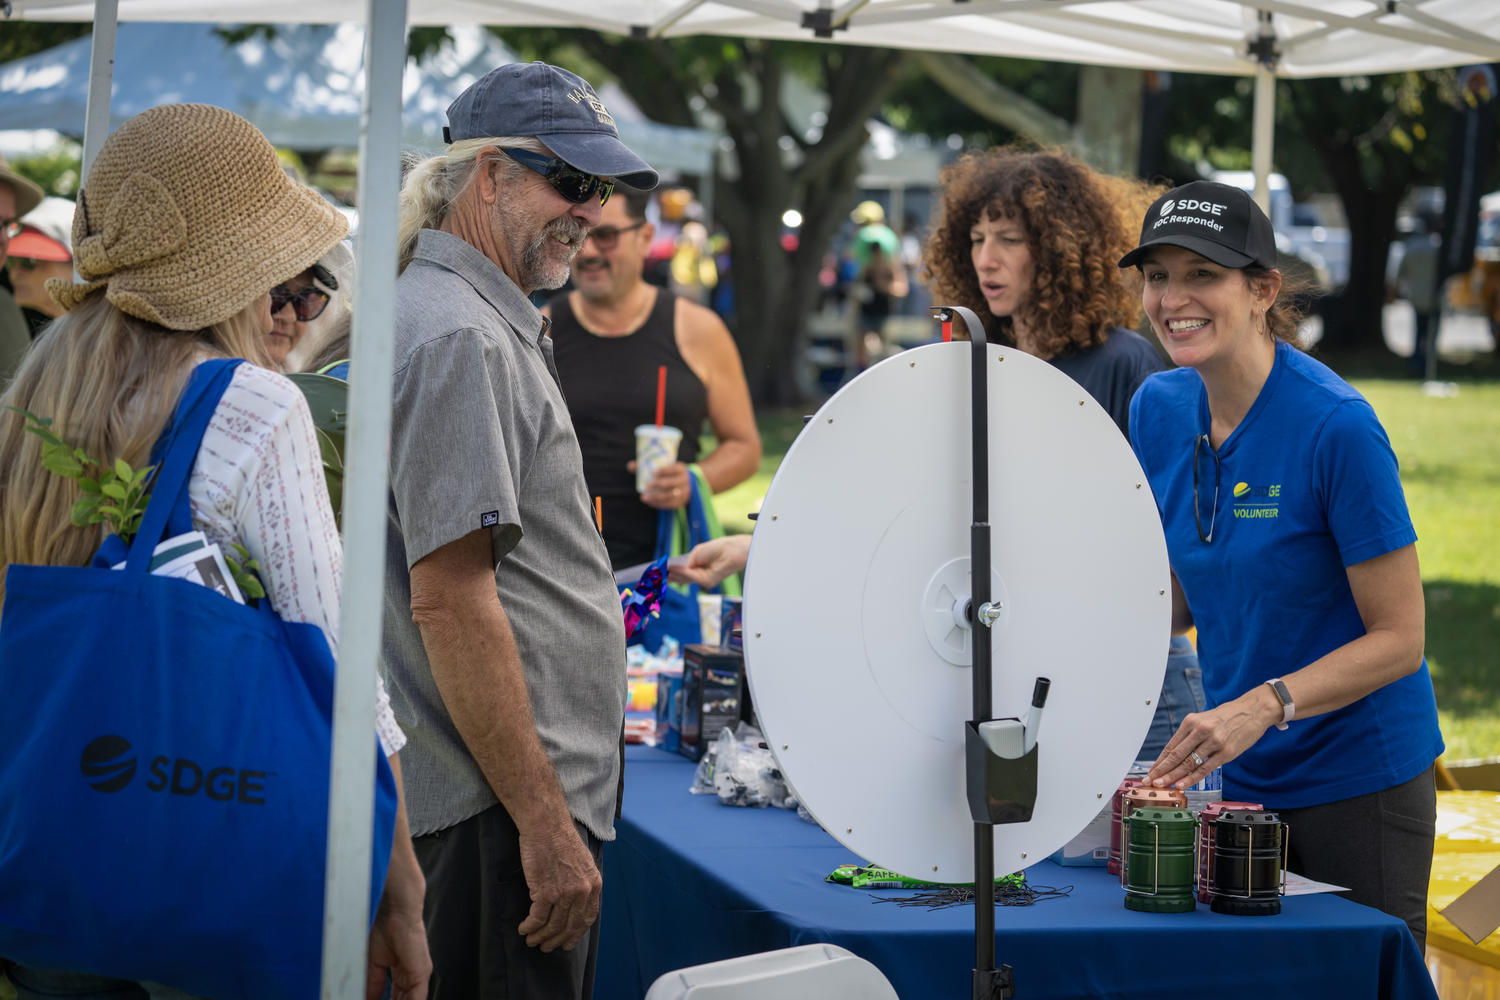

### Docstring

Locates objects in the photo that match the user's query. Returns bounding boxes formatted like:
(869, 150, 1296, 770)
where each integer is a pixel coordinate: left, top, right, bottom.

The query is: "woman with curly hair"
(922, 145, 1201, 758)
(924, 146, 1170, 432)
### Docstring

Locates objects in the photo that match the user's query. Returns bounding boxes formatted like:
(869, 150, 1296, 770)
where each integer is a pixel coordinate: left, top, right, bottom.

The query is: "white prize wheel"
(743, 339, 1171, 882)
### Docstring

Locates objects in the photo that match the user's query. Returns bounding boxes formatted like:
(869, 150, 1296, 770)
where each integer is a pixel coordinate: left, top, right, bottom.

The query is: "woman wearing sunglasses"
(922, 146, 1203, 761)
(1122, 180, 1441, 949)
(266, 257, 338, 370)
(0, 104, 431, 999)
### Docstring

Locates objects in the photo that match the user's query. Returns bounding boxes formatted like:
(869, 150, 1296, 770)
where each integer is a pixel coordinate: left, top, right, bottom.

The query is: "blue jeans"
(1137, 634, 1206, 761)
(5, 966, 204, 1000)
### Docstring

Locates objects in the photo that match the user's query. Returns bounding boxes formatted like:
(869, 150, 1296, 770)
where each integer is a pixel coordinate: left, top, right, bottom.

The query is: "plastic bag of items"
(689, 723, 798, 809)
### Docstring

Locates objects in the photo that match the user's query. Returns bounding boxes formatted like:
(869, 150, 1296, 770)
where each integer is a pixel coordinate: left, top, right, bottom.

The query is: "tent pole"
(81, 0, 117, 179)
(1251, 63, 1275, 217)
(320, 0, 407, 997)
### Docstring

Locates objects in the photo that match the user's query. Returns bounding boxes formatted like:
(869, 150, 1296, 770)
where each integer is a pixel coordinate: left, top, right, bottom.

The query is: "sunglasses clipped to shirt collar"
(501, 148, 614, 207)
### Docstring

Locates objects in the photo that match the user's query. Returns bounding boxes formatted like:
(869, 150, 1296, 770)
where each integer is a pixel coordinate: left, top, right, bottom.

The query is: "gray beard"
(521, 218, 586, 292)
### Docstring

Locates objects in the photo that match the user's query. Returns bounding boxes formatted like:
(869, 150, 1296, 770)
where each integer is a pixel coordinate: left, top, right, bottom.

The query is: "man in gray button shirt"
(384, 62, 658, 999)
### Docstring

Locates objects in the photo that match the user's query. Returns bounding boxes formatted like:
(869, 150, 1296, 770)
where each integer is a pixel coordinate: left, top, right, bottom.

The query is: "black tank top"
(549, 288, 708, 570)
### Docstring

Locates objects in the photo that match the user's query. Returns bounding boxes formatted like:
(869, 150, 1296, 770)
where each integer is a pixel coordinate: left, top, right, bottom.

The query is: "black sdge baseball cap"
(1118, 180, 1277, 270)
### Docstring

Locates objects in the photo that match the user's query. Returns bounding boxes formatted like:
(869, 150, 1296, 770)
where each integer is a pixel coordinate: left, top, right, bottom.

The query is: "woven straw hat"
(48, 103, 348, 330)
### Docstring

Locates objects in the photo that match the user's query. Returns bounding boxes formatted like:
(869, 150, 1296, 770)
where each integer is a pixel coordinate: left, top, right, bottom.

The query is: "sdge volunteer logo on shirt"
(1232, 481, 1281, 519)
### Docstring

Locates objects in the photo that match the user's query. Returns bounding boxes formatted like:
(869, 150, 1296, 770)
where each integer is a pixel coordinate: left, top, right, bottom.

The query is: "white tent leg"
(1251, 62, 1275, 217)
(320, 1, 407, 997)
(81, 0, 117, 179)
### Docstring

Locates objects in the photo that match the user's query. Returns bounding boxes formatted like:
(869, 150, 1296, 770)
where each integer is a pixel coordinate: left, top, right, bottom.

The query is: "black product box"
(678, 644, 744, 762)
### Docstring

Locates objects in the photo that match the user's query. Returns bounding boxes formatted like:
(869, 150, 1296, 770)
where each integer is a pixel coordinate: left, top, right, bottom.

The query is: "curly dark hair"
(922, 146, 1164, 359)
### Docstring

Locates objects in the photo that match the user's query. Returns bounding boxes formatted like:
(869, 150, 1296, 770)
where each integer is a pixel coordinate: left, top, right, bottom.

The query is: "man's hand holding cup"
(631, 424, 688, 510)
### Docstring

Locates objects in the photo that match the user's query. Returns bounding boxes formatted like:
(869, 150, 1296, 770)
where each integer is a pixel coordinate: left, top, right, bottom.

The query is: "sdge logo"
(79, 735, 270, 804)
(80, 734, 137, 793)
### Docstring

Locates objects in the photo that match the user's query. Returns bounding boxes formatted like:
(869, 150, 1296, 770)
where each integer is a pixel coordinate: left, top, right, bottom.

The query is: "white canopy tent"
(13, 2, 1500, 205)
(12, 0, 1499, 76)
(5, 2, 1496, 997)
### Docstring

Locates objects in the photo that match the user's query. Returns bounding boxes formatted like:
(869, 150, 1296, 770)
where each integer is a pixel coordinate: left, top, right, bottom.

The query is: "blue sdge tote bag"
(0, 359, 397, 1000)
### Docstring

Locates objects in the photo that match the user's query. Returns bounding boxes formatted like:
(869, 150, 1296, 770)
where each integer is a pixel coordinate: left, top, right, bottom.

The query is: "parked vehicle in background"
(1210, 170, 1351, 292)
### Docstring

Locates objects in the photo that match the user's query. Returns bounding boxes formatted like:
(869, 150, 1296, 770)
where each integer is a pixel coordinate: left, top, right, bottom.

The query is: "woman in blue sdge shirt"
(1120, 180, 1442, 950)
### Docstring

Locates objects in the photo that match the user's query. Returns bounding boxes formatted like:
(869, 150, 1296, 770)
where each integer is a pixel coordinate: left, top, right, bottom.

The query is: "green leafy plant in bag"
(9, 407, 265, 601)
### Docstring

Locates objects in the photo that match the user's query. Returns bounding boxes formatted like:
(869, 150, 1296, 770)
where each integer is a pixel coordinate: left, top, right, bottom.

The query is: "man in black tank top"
(545, 190, 761, 571)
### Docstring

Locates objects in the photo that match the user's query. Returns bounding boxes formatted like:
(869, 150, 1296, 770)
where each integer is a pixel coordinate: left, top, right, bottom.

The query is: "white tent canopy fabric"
(11, 1, 1500, 78)
(0, 22, 715, 171)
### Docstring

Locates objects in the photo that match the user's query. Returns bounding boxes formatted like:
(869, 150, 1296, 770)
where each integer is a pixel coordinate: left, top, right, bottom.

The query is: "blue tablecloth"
(597, 745, 1435, 1000)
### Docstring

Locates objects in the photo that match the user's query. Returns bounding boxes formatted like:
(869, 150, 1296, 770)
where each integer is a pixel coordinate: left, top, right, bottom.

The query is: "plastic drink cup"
(634, 424, 683, 493)
(698, 594, 723, 646)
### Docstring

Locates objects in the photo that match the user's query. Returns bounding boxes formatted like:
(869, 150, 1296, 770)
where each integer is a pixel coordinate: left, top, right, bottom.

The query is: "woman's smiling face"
(1140, 245, 1276, 369)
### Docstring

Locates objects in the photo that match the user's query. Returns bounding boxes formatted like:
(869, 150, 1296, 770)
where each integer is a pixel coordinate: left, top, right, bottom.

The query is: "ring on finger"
(1189, 750, 1205, 767)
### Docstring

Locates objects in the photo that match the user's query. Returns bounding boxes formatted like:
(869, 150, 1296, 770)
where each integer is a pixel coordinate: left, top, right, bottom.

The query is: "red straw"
(654, 365, 667, 427)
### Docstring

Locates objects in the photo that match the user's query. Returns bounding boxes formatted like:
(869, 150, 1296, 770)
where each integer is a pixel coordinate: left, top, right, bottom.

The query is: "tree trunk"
(913, 50, 1071, 148)
(1318, 199, 1400, 353)
(1075, 66, 1143, 176)
(712, 44, 907, 405)
(1306, 143, 1401, 353)
(1283, 75, 1443, 357)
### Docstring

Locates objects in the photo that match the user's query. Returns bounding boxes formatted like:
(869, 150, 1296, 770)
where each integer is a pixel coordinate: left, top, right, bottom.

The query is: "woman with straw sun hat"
(0, 104, 430, 1000)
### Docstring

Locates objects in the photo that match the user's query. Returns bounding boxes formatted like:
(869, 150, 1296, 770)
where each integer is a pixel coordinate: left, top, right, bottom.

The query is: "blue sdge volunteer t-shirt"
(1129, 341, 1443, 808)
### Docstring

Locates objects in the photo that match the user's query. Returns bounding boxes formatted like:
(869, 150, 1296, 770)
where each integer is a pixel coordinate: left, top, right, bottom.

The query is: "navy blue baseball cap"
(1119, 180, 1277, 270)
(444, 62, 659, 191)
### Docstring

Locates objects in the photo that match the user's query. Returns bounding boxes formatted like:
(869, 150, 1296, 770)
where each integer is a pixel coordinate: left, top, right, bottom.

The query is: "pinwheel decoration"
(620, 555, 669, 638)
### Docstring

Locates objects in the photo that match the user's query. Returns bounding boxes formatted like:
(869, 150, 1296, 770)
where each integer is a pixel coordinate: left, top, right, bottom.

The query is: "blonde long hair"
(396, 136, 545, 274)
(0, 294, 269, 605)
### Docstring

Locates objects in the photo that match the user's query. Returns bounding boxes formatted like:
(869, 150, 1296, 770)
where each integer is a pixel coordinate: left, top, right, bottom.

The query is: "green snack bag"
(825, 864, 1027, 891)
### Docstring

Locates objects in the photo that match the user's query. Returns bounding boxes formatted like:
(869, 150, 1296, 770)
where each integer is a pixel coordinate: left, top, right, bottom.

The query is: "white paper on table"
(1282, 871, 1350, 896)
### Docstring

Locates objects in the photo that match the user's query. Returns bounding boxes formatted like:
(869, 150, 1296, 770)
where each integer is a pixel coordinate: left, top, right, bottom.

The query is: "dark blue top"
(1048, 326, 1164, 437)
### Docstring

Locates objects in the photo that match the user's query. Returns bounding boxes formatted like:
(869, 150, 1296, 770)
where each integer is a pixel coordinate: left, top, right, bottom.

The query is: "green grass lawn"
(705, 368, 1499, 761)
(1357, 376, 1500, 762)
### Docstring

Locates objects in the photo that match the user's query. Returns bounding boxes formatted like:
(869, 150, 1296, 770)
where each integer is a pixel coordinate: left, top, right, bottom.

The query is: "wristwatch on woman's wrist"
(1264, 678, 1294, 731)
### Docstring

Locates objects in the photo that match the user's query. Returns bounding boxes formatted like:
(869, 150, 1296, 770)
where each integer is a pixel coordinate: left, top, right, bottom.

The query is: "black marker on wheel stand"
(1023, 677, 1051, 755)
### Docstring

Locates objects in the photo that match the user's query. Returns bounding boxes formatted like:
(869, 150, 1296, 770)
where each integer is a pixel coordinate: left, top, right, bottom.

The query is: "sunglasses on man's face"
(270, 283, 331, 322)
(501, 148, 614, 207)
(8, 257, 46, 272)
(584, 221, 646, 251)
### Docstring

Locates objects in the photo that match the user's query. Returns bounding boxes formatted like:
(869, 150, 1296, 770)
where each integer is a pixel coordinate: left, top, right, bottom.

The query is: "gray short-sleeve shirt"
(383, 229, 627, 840)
